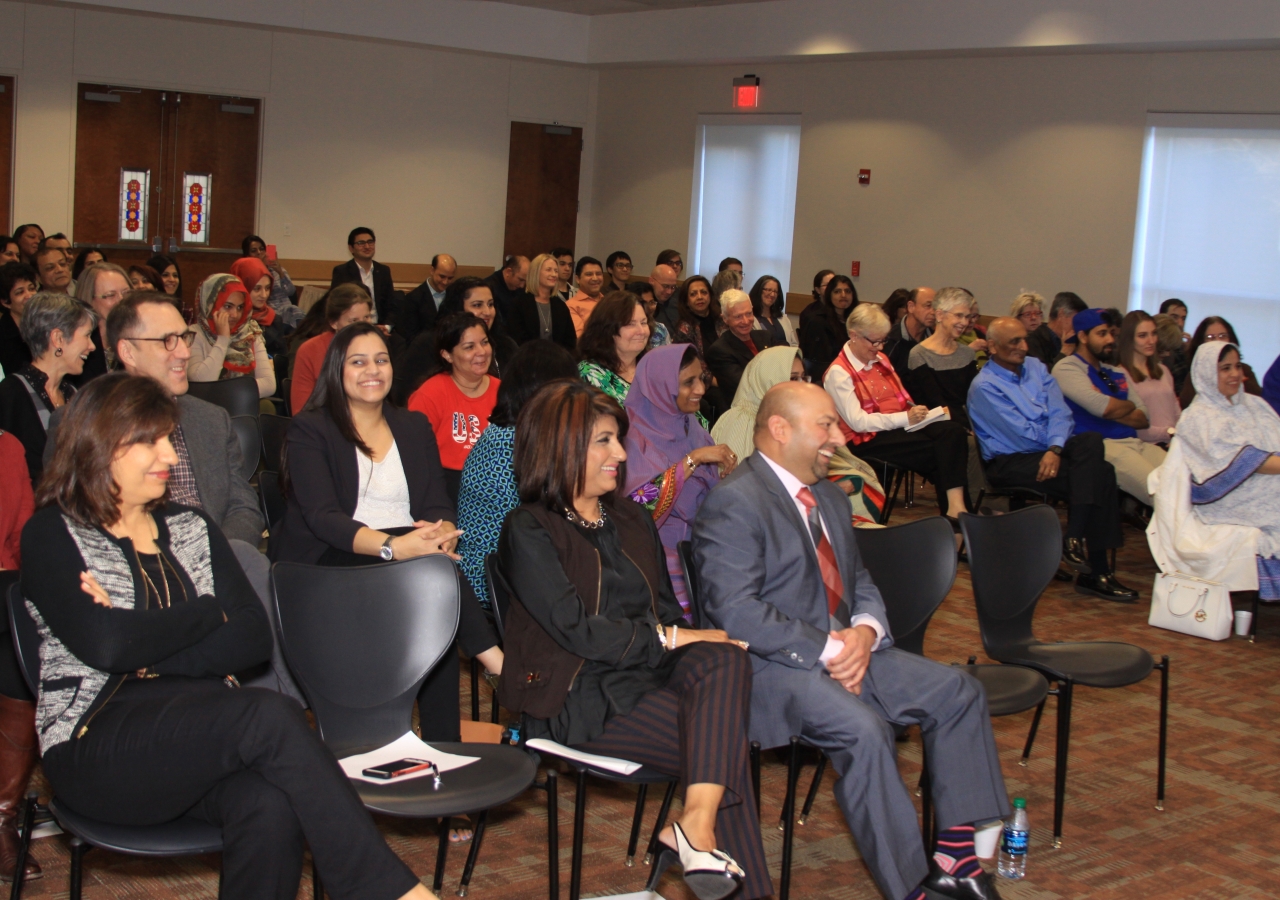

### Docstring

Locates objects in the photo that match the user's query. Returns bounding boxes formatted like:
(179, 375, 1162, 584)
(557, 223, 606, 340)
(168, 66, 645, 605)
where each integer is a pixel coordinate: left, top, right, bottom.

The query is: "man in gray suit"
(694, 382, 1008, 900)
(44, 293, 264, 545)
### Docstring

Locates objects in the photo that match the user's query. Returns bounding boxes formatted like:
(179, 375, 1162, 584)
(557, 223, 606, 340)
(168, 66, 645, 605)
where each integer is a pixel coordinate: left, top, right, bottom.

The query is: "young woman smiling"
(1117, 310, 1180, 445)
(408, 313, 500, 504)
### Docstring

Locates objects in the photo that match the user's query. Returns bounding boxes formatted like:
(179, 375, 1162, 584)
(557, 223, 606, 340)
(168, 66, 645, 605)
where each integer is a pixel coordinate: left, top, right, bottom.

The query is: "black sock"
(1067, 505, 1089, 540)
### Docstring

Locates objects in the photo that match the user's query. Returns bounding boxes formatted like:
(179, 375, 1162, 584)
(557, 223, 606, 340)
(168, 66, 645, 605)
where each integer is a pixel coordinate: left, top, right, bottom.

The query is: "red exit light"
(733, 75, 760, 109)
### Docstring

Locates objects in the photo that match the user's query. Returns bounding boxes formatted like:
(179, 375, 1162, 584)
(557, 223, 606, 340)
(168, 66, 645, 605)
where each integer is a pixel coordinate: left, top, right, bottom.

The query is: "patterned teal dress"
(579, 361, 631, 406)
(457, 424, 518, 606)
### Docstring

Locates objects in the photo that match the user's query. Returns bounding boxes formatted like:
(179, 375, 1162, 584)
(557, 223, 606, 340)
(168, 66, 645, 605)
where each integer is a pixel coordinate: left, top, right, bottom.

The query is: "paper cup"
(1234, 610, 1253, 637)
(974, 820, 1003, 859)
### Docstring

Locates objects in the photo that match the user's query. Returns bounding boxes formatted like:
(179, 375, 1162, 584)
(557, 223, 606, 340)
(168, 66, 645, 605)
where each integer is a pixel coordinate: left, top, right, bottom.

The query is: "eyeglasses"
(129, 331, 196, 351)
(613, 262, 633, 271)
(96, 288, 132, 304)
(854, 332, 887, 348)
(789, 373, 812, 383)
(352, 240, 375, 248)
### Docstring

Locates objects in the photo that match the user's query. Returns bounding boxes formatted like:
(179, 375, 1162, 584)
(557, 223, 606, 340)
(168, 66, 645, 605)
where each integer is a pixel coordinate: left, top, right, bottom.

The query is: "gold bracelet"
(656, 623, 668, 649)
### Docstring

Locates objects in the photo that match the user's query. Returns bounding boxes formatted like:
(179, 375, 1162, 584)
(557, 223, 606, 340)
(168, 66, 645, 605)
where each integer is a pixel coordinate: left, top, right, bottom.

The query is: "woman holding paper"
(824, 302, 971, 521)
(497, 380, 769, 900)
(20, 373, 437, 900)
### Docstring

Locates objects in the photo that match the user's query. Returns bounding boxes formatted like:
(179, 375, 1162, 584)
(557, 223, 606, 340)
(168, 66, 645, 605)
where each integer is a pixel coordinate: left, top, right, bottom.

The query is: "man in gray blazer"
(694, 382, 1008, 900)
(44, 293, 263, 546)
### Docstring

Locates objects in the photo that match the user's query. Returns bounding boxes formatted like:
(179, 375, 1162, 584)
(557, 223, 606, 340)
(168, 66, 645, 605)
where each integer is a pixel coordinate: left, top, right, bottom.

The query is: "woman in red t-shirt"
(407, 313, 500, 503)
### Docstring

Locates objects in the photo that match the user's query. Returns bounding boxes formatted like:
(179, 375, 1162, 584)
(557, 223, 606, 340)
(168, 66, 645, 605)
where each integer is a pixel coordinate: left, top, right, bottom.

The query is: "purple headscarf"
(623, 345, 716, 495)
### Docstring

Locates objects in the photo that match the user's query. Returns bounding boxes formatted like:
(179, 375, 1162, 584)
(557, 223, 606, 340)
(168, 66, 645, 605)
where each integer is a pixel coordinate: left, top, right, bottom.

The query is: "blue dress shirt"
(967, 356, 1074, 460)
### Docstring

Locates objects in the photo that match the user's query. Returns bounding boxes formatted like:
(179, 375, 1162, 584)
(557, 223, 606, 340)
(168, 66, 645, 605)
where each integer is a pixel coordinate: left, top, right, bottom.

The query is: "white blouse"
(352, 440, 414, 530)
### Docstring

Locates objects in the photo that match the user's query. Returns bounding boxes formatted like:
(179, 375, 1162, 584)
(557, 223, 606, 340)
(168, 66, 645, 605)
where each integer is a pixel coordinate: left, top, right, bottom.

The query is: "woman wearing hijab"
(623, 344, 738, 612)
(1176, 340, 1280, 599)
(188, 274, 276, 398)
(712, 346, 885, 526)
(231, 256, 292, 358)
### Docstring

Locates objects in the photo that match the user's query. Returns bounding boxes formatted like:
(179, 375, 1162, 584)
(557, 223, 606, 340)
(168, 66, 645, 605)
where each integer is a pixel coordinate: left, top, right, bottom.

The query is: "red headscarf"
(231, 257, 275, 327)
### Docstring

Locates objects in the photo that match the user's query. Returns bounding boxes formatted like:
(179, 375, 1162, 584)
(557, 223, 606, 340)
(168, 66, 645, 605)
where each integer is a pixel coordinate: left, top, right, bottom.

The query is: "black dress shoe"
(1061, 537, 1091, 574)
(1075, 572, 1139, 603)
(921, 864, 1004, 900)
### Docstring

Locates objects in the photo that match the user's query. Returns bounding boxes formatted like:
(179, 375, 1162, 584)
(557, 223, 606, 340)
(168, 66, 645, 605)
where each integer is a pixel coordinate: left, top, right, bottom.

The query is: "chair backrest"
(258, 471, 285, 532)
(281, 377, 293, 416)
(483, 553, 508, 642)
(259, 413, 288, 472)
(187, 376, 262, 419)
(959, 506, 1061, 656)
(271, 555, 459, 757)
(229, 415, 260, 482)
(852, 517, 955, 655)
(677, 540, 703, 627)
(7, 585, 40, 696)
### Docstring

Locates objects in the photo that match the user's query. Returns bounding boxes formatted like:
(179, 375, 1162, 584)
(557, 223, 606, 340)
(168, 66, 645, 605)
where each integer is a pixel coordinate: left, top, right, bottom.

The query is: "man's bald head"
(429, 253, 457, 292)
(755, 382, 845, 485)
(986, 316, 1029, 372)
(649, 264, 678, 304)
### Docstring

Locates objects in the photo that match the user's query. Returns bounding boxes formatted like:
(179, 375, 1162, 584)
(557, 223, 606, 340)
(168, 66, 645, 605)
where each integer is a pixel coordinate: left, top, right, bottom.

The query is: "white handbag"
(1148, 572, 1232, 641)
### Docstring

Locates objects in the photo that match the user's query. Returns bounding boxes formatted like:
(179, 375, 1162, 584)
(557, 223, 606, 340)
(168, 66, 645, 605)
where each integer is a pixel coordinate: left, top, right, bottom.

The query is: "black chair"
(259, 413, 289, 472)
(856, 455, 913, 523)
(487, 553, 677, 900)
(853, 517, 1050, 843)
(271, 555, 537, 897)
(676, 540, 703, 627)
(258, 471, 285, 535)
(229, 415, 261, 483)
(281, 377, 293, 416)
(959, 505, 1169, 847)
(7, 586, 225, 900)
(187, 375, 262, 419)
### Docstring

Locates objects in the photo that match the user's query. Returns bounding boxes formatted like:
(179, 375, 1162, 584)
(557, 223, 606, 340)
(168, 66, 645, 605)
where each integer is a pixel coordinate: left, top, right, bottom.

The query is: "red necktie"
(796, 487, 842, 617)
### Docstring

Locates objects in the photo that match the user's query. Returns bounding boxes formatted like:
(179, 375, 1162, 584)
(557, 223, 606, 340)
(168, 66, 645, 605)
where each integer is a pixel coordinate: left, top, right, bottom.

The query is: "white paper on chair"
(526, 738, 642, 775)
(904, 406, 951, 433)
(339, 732, 479, 784)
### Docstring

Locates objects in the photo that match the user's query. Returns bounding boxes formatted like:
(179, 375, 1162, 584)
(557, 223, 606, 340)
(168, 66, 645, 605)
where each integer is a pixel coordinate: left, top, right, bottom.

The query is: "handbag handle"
(1166, 582, 1207, 618)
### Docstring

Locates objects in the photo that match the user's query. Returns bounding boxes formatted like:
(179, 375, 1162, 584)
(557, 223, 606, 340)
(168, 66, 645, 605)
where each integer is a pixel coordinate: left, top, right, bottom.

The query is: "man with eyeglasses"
(330, 227, 395, 326)
(44, 293, 264, 546)
(73, 262, 133, 383)
(603, 250, 633, 293)
(648, 263, 681, 333)
(1052, 307, 1165, 513)
(884, 286, 936, 373)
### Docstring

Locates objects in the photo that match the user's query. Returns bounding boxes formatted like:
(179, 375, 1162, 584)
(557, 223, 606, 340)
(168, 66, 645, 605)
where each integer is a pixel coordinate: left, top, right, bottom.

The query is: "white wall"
(586, 48, 1280, 317)
(1, 2, 594, 265)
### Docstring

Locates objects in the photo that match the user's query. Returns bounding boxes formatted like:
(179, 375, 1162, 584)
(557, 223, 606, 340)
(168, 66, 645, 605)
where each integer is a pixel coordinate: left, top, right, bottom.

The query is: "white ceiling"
(488, 0, 774, 14)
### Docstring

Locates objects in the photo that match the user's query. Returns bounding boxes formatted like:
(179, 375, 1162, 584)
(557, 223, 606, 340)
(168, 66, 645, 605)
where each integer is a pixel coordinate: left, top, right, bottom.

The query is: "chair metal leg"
(780, 737, 801, 900)
(749, 741, 761, 813)
(643, 782, 677, 866)
(919, 742, 933, 854)
(1052, 679, 1074, 849)
(8, 791, 35, 900)
(569, 769, 587, 900)
(546, 770, 559, 900)
(68, 837, 87, 900)
(798, 754, 826, 825)
(470, 658, 480, 721)
(625, 784, 648, 866)
(456, 809, 489, 897)
(904, 473, 915, 508)
(490, 680, 500, 724)
(1021, 697, 1046, 766)
(434, 820, 451, 894)
(1156, 656, 1169, 811)
(312, 856, 323, 900)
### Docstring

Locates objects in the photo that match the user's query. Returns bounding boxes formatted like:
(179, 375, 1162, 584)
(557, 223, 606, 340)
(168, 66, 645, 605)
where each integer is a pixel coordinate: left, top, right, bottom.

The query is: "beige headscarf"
(711, 346, 803, 460)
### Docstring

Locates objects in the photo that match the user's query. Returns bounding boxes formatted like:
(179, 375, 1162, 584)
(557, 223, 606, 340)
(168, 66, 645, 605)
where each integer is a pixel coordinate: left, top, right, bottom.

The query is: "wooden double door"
(502, 121, 582, 261)
(73, 84, 261, 296)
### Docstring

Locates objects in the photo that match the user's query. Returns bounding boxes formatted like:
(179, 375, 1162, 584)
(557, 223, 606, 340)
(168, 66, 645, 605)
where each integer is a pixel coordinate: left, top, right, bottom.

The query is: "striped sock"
(933, 824, 981, 878)
(903, 889, 927, 900)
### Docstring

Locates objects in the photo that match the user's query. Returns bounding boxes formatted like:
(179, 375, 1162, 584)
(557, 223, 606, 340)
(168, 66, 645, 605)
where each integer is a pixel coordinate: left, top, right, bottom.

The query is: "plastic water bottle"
(998, 797, 1029, 879)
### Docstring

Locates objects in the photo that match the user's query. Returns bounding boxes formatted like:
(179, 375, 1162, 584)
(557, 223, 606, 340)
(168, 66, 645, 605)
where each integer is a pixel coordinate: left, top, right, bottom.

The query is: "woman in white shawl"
(1178, 341, 1280, 598)
(712, 345, 885, 525)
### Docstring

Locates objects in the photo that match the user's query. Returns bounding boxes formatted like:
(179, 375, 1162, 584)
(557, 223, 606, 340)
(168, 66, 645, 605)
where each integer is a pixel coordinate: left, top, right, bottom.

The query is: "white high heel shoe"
(644, 821, 743, 900)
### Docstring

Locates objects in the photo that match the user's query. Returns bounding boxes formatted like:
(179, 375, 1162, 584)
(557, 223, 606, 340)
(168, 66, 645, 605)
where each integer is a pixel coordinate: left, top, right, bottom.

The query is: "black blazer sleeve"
(329, 261, 353, 290)
(506, 293, 535, 345)
(0, 378, 47, 486)
(705, 335, 748, 408)
(396, 282, 437, 345)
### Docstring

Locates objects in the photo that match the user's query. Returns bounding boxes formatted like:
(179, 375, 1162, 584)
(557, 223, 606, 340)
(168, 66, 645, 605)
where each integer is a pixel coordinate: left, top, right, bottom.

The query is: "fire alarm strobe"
(733, 74, 760, 109)
(858, 169, 871, 185)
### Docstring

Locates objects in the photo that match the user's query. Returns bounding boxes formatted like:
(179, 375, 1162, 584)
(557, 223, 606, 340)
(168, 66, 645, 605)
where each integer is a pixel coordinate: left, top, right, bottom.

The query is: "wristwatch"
(1047, 445, 1063, 456)
(379, 536, 395, 561)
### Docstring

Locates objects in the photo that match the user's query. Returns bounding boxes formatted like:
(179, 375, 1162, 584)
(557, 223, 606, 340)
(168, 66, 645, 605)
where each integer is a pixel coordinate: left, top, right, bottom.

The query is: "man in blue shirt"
(968, 317, 1137, 602)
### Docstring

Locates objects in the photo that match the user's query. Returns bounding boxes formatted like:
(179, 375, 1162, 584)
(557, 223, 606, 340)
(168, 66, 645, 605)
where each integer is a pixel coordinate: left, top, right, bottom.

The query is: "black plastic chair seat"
(989, 641, 1154, 688)
(49, 799, 222, 857)
(568, 762, 674, 785)
(961, 664, 1050, 717)
(351, 743, 536, 818)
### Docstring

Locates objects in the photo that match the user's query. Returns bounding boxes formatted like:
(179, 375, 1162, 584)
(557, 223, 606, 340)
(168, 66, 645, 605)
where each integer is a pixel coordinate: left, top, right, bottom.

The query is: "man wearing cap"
(1051, 308, 1166, 509)
(969, 317, 1138, 602)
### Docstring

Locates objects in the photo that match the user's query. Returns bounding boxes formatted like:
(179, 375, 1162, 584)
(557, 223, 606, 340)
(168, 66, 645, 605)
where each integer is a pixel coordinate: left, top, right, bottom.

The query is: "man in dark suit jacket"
(394, 253, 456, 345)
(330, 227, 396, 326)
(694, 382, 1009, 900)
(482, 255, 529, 322)
(705, 290, 778, 407)
(44, 295, 263, 546)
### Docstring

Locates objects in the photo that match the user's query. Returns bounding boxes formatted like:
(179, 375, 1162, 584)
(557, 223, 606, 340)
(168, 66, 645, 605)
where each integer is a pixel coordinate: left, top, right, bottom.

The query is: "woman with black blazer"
(274, 322, 501, 743)
(506, 253, 577, 352)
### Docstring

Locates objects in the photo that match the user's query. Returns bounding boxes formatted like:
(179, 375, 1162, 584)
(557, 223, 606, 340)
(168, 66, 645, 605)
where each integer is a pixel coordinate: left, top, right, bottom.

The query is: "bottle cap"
(1012, 797, 1026, 809)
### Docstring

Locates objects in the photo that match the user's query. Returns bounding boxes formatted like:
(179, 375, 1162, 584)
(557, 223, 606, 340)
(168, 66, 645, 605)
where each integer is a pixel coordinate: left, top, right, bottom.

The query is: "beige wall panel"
(12, 4, 75, 233)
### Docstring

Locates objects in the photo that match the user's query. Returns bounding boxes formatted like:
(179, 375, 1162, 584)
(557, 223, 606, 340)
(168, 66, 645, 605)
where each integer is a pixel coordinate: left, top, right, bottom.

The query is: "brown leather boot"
(0, 695, 41, 882)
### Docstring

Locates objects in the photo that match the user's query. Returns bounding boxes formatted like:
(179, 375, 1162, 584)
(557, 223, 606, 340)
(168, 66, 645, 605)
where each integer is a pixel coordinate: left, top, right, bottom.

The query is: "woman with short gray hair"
(0, 292, 96, 484)
(907, 287, 979, 429)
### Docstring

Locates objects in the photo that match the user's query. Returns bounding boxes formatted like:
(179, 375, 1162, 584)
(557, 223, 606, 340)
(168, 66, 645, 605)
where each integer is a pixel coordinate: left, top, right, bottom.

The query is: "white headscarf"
(1176, 341, 1280, 484)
